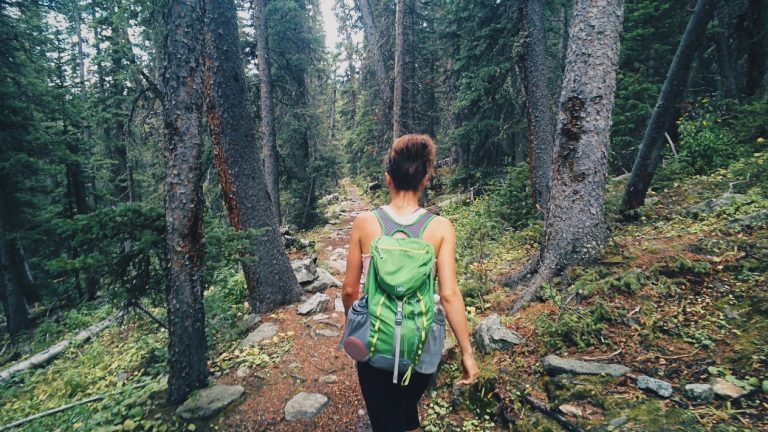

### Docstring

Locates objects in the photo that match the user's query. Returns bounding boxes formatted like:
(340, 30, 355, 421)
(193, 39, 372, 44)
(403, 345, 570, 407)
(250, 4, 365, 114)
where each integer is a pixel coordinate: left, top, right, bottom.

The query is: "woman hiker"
(341, 134, 479, 432)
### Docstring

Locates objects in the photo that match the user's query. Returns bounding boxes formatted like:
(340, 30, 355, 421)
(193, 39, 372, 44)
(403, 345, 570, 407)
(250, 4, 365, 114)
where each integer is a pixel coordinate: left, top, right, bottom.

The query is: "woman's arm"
(435, 217, 479, 384)
(341, 215, 364, 315)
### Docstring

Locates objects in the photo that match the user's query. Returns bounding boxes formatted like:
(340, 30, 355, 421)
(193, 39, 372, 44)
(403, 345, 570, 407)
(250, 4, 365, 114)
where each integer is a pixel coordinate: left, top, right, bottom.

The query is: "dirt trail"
(217, 180, 374, 432)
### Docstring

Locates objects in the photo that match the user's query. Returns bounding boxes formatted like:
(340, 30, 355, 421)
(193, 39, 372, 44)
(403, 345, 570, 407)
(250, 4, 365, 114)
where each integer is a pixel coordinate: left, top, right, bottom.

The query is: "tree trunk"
(357, 0, 392, 149)
(392, 0, 405, 139)
(521, 0, 556, 214)
(203, 0, 302, 312)
(504, 0, 625, 313)
(0, 228, 31, 338)
(745, 0, 767, 96)
(621, 0, 716, 212)
(161, 0, 209, 405)
(715, 5, 737, 98)
(253, 0, 281, 224)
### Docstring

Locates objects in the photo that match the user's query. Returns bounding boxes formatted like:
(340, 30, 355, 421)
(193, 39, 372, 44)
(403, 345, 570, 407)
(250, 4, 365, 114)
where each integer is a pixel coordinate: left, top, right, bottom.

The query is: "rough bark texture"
(203, 0, 302, 312)
(392, 0, 405, 139)
(357, 0, 392, 150)
(253, 0, 281, 223)
(161, 0, 209, 404)
(745, 0, 767, 96)
(505, 0, 625, 313)
(522, 0, 556, 214)
(621, 0, 715, 212)
(715, 5, 736, 98)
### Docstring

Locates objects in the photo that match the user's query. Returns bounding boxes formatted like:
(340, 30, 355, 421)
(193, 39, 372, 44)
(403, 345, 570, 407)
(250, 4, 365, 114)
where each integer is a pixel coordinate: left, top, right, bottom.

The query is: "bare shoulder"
(429, 215, 454, 232)
(351, 211, 379, 231)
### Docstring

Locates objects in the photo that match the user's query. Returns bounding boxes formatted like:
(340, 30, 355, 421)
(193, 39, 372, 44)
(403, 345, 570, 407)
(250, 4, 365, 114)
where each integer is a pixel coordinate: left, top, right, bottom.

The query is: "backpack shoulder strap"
(373, 207, 435, 238)
(373, 207, 400, 237)
(407, 211, 436, 239)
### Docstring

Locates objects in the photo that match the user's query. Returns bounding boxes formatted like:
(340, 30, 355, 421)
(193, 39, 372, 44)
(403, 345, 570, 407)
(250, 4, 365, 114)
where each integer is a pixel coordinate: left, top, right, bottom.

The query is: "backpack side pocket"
(340, 297, 371, 361)
(415, 307, 445, 374)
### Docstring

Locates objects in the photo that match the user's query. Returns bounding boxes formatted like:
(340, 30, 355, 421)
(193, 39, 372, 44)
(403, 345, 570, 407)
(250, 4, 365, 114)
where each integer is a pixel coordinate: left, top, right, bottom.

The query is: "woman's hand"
(458, 352, 479, 385)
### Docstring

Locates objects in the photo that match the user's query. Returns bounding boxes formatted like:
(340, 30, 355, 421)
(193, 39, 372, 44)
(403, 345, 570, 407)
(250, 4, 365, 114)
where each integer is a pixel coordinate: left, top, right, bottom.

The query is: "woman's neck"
(387, 189, 422, 215)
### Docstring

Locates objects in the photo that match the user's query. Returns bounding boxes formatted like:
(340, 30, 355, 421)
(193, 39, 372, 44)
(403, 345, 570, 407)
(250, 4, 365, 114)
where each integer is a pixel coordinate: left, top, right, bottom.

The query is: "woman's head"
(385, 134, 437, 192)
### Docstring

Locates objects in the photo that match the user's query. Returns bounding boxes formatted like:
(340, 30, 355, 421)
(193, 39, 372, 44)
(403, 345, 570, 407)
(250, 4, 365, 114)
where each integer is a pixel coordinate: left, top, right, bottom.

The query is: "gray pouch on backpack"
(415, 306, 445, 374)
(339, 296, 371, 361)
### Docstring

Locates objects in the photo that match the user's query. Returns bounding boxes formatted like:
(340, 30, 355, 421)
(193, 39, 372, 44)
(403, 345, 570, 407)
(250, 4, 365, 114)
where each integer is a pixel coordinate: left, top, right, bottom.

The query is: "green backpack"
(341, 207, 446, 385)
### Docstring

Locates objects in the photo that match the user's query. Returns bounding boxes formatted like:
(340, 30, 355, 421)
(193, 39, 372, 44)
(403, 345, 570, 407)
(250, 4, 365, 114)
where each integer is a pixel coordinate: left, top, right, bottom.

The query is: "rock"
(292, 258, 318, 284)
(116, 371, 129, 384)
(473, 315, 524, 354)
(284, 392, 329, 421)
(303, 268, 342, 293)
(443, 336, 456, 356)
(312, 314, 331, 321)
(319, 193, 340, 205)
(241, 322, 279, 347)
(728, 209, 768, 229)
(289, 363, 301, 369)
(636, 375, 673, 398)
(315, 328, 340, 337)
(236, 367, 250, 378)
(329, 259, 346, 274)
(297, 293, 330, 315)
(608, 416, 628, 428)
(645, 197, 660, 206)
(290, 373, 307, 382)
(711, 378, 747, 399)
(684, 383, 714, 402)
(684, 193, 745, 217)
(542, 355, 631, 377)
(558, 404, 583, 417)
(319, 375, 338, 384)
(335, 297, 345, 313)
(176, 384, 244, 420)
(239, 314, 261, 330)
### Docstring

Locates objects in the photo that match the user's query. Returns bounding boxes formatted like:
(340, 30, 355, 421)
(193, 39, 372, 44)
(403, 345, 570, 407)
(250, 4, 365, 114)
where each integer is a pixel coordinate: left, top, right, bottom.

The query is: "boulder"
(542, 354, 631, 377)
(368, 181, 382, 192)
(303, 268, 341, 293)
(473, 315, 524, 354)
(684, 193, 745, 217)
(319, 375, 338, 384)
(711, 378, 747, 399)
(176, 384, 244, 420)
(284, 392, 329, 421)
(684, 383, 714, 402)
(236, 367, 250, 378)
(728, 209, 768, 229)
(636, 375, 673, 398)
(241, 322, 279, 347)
(292, 258, 318, 284)
(329, 259, 346, 274)
(335, 297, 345, 313)
(297, 293, 330, 315)
(315, 328, 339, 337)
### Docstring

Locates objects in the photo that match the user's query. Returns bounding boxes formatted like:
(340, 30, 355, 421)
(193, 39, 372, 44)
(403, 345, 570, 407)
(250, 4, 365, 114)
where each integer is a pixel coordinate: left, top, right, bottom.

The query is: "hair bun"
(386, 134, 437, 191)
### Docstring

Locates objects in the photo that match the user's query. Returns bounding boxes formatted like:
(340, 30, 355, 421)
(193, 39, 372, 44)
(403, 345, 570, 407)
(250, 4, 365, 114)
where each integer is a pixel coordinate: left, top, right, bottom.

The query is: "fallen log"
(0, 312, 120, 383)
(523, 395, 585, 432)
(0, 395, 104, 430)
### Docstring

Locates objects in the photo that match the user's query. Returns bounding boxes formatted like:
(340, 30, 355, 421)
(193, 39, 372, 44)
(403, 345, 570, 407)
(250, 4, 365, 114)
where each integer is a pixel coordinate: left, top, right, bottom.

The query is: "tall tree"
(745, 0, 767, 96)
(504, 0, 625, 313)
(161, 0, 209, 404)
(203, 0, 302, 312)
(357, 0, 391, 149)
(254, 0, 281, 223)
(621, 0, 716, 212)
(521, 0, 556, 213)
(0, 208, 31, 338)
(392, 0, 405, 138)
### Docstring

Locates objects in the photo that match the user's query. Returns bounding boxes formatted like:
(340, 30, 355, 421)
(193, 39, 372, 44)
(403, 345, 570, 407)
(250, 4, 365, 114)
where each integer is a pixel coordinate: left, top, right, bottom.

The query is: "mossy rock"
(544, 375, 616, 409)
(596, 400, 705, 432)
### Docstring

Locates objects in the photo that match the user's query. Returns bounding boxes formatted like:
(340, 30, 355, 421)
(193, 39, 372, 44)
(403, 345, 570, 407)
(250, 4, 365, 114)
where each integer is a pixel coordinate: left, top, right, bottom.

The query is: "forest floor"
(1, 162, 767, 432)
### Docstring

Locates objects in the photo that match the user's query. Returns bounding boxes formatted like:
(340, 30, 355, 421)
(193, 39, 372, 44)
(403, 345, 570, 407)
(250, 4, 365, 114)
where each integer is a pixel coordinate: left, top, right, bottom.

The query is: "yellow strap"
(401, 364, 413, 385)
(399, 292, 428, 387)
(369, 296, 387, 356)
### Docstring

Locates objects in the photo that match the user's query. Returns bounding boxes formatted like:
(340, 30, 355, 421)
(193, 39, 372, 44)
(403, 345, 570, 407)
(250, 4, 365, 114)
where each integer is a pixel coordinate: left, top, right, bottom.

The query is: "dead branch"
(523, 395, 586, 432)
(0, 395, 103, 430)
(582, 349, 622, 361)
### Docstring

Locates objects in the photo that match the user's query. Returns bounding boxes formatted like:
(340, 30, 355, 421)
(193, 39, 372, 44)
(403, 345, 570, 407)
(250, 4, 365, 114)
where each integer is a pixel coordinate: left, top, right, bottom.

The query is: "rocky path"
(214, 180, 373, 431)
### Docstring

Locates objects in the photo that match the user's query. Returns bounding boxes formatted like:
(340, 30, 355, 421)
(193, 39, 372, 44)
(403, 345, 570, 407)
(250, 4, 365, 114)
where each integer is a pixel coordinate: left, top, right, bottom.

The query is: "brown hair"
(386, 134, 437, 191)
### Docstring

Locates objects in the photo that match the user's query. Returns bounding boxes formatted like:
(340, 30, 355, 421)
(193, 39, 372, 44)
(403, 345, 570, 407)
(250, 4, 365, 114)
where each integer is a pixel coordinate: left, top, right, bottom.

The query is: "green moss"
(544, 375, 615, 409)
(602, 400, 705, 432)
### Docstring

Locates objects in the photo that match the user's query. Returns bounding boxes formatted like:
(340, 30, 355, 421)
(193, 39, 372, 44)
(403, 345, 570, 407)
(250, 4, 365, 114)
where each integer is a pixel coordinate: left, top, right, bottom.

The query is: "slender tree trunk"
(745, 0, 767, 96)
(393, 0, 405, 138)
(0, 215, 31, 338)
(621, 0, 715, 212)
(161, 0, 209, 404)
(203, 0, 302, 312)
(715, 5, 737, 98)
(253, 0, 281, 224)
(357, 0, 392, 149)
(521, 0, 556, 214)
(504, 0, 625, 313)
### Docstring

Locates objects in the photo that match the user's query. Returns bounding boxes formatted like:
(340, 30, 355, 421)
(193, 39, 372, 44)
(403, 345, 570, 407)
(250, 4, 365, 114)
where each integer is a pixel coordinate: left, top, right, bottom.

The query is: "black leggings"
(356, 362, 434, 432)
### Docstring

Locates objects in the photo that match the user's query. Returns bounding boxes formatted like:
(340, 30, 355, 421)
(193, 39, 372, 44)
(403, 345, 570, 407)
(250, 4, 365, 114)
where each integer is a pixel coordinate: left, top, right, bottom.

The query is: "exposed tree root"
(523, 395, 586, 432)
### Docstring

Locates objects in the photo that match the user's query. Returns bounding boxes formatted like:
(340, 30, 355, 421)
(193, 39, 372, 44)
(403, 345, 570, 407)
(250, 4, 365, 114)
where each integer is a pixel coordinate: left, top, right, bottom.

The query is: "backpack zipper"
(377, 245, 429, 254)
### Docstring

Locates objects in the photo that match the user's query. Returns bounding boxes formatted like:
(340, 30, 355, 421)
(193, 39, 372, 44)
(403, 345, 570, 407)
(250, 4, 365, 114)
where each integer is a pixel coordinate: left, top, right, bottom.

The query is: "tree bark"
(621, 0, 716, 212)
(253, 0, 281, 224)
(0, 228, 30, 338)
(504, 0, 625, 313)
(715, 4, 737, 98)
(357, 0, 392, 149)
(521, 0, 556, 214)
(392, 0, 405, 139)
(161, 0, 209, 404)
(745, 0, 767, 96)
(203, 0, 302, 312)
